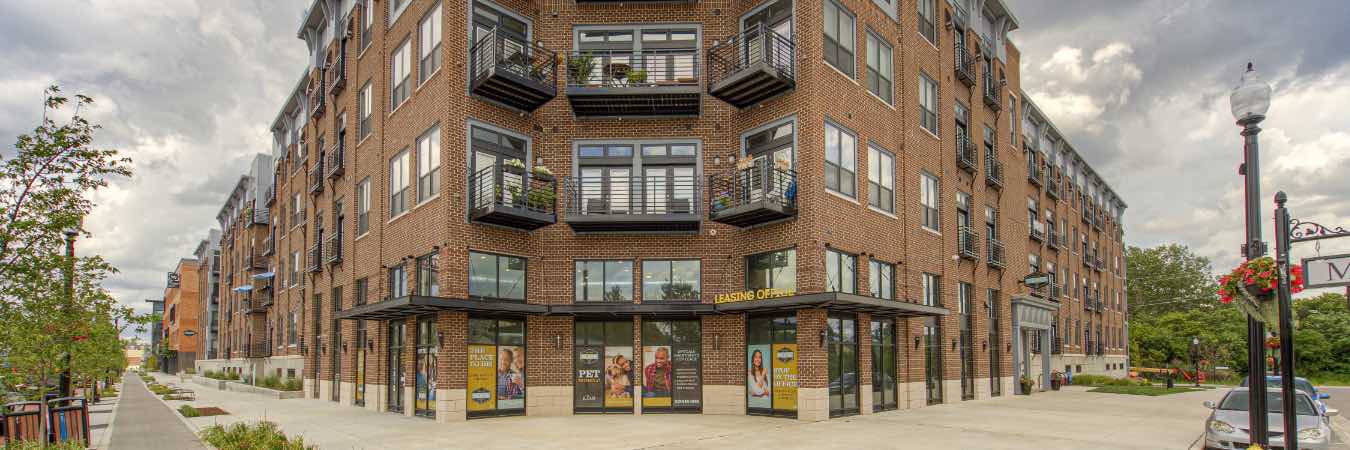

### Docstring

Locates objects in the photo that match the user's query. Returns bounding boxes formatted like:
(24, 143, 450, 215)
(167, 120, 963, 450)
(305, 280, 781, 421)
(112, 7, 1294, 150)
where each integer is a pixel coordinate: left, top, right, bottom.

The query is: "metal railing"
(469, 165, 557, 217)
(954, 46, 976, 86)
(264, 185, 276, 206)
(707, 23, 795, 87)
(291, 207, 306, 228)
(707, 164, 796, 214)
(325, 227, 343, 265)
(1047, 171, 1061, 199)
(958, 226, 980, 260)
(985, 150, 1004, 188)
(1093, 213, 1104, 231)
(982, 66, 1002, 110)
(328, 49, 346, 93)
(308, 160, 324, 194)
(327, 142, 344, 179)
(307, 243, 322, 273)
(1028, 161, 1043, 186)
(470, 27, 558, 90)
(563, 175, 702, 217)
(248, 206, 269, 226)
(246, 246, 267, 270)
(1030, 221, 1046, 242)
(261, 235, 274, 256)
(956, 133, 976, 173)
(987, 237, 1006, 268)
(308, 75, 326, 119)
(566, 49, 700, 89)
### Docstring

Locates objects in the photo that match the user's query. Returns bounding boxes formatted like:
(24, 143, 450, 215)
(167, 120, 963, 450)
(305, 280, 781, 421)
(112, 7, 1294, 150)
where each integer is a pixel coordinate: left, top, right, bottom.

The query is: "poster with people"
(604, 346, 634, 408)
(746, 345, 772, 409)
(672, 347, 702, 410)
(467, 344, 496, 413)
(771, 343, 798, 411)
(642, 345, 674, 408)
(497, 345, 525, 410)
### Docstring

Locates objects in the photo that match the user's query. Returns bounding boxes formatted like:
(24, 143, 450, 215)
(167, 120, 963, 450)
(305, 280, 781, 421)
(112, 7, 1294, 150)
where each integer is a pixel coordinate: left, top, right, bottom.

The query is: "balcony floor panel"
(708, 63, 795, 109)
(472, 204, 556, 231)
(709, 200, 796, 228)
(471, 68, 557, 112)
(565, 213, 701, 234)
(566, 86, 701, 118)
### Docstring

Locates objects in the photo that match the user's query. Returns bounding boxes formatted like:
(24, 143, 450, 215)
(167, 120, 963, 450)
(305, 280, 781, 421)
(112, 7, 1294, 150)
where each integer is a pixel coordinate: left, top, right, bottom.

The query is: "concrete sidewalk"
(150, 373, 1233, 450)
(107, 372, 206, 450)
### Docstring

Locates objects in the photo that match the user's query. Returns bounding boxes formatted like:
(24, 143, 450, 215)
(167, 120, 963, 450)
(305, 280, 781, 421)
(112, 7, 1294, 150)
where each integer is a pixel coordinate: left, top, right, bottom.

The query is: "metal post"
(60, 231, 77, 398)
(1240, 115, 1269, 447)
(1274, 192, 1298, 450)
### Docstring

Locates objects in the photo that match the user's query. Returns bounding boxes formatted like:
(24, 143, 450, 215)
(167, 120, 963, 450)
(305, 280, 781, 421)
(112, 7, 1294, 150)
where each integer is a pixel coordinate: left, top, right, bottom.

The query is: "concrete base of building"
(904, 381, 926, 409)
(304, 378, 316, 398)
(435, 388, 467, 422)
(942, 380, 961, 404)
(859, 384, 873, 414)
(340, 381, 355, 406)
(1001, 376, 1015, 397)
(1048, 354, 1129, 379)
(365, 384, 387, 413)
(318, 379, 332, 401)
(404, 387, 415, 418)
(702, 385, 745, 415)
(526, 385, 572, 416)
(797, 387, 828, 422)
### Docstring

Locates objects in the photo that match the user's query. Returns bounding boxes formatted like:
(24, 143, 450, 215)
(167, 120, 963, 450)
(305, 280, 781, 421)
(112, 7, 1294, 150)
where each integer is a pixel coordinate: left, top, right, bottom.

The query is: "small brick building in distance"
(163, 258, 201, 374)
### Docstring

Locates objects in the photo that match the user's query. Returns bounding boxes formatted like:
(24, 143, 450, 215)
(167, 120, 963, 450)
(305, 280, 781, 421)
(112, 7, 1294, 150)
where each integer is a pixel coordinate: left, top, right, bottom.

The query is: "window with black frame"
(871, 318, 897, 411)
(575, 142, 698, 216)
(416, 252, 439, 296)
(959, 282, 975, 400)
(575, 260, 633, 302)
(868, 260, 894, 300)
(469, 251, 526, 301)
(574, 321, 634, 414)
(388, 320, 407, 413)
(575, 26, 698, 87)
(827, 314, 859, 417)
(825, 249, 856, 294)
(355, 319, 367, 407)
(414, 316, 438, 418)
(467, 318, 526, 418)
(641, 260, 700, 302)
(746, 249, 796, 293)
(469, 125, 530, 213)
(924, 317, 943, 405)
(739, 121, 795, 205)
(822, 0, 854, 77)
(640, 320, 701, 413)
(746, 314, 798, 417)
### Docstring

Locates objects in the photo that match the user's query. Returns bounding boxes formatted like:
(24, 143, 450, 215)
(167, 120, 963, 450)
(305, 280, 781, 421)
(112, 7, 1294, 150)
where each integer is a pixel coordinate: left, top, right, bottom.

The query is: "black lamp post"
(1191, 337, 1201, 387)
(1230, 62, 1273, 449)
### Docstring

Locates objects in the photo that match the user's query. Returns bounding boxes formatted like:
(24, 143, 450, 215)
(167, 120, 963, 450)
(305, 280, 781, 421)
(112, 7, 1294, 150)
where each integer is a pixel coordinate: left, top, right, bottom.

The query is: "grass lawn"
(1088, 385, 1206, 396)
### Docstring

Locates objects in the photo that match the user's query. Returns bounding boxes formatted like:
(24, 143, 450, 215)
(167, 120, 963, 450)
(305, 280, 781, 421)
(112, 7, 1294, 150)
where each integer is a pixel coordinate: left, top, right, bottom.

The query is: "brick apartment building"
(192, 0, 1128, 422)
(162, 258, 201, 374)
(193, 230, 223, 361)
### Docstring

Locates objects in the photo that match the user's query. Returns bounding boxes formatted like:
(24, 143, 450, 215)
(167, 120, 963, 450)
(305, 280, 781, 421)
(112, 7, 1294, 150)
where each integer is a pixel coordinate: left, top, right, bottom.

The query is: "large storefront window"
(746, 249, 796, 293)
(467, 318, 526, 418)
(469, 251, 527, 300)
(414, 316, 438, 418)
(575, 260, 633, 302)
(575, 321, 634, 413)
(827, 314, 859, 417)
(641, 260, 701, 302)
(746, 314, 797, 417)
(388, 320, 407, 413)
(923, 317, 943, 405)
(871, 318, 897, 412)
(640, 320, 701, 413)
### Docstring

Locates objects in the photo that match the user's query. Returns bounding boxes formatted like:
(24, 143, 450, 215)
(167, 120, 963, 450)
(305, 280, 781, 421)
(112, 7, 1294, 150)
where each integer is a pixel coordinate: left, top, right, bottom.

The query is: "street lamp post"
(1230, 62, 1272, 449)
(1191, 337, 1200, 387)
(59, 226, 79, 398)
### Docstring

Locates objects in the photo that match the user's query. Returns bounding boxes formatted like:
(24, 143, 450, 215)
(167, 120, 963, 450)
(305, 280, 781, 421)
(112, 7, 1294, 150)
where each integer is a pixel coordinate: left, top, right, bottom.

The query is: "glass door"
(467, 318, 527, 418)
(414, 316, 438, 418)
(574, 321, 634, 413)
(988, 290, 1002, 397)
(470, 126, 526, 209)
(640, 320, 702, 413)
(960, 283, 975, 401)
(355, 320, 367, 406)
(871, 318, 897, 412)
(923, 317, 943, 405)
(827, 315, 859, 417)
(746, 314, 798, 418)
(741, 0, 793, 68)
(388, 320, 407, 413)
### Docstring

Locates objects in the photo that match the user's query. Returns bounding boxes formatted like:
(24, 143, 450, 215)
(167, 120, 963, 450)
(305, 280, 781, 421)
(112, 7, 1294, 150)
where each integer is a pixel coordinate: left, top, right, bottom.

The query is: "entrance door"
(960, 283, 975, 400)
(746, 314, 798, 418)
(640, 320, 702, 413)
(741, 0, 793, 69)
(988, 290, 1002, 397)
(574, 321, 634, 413)
(355, 320, 367, 406)
(414, 316, 438, 418)
(923, 317, 943, 405)
(870, 318, 897, 412)
(467, 318, 527, 418)
(827, 314, 859, 417)
(387, 320, 407, 413)
(470, 126, 527, 209)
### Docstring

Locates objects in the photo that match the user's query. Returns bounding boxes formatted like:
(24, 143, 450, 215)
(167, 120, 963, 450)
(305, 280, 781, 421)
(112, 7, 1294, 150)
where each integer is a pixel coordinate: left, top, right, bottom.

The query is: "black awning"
(549, 302, 715, 318)
(335, 296, 548, 321)
(713, 292, 950, 317)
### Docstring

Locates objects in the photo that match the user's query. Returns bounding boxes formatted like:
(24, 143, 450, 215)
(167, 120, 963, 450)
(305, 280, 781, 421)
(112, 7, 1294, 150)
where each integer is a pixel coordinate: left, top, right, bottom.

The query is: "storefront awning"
(549, 302, 715, 318)
(231, 285, 253, 293)
(335, 295, 547, 321)
(713, 292, 950, 317)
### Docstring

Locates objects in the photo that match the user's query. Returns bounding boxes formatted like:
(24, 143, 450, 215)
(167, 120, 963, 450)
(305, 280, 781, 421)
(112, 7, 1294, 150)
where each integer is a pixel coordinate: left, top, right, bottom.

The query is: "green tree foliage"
(1126, 244, 1221, 314)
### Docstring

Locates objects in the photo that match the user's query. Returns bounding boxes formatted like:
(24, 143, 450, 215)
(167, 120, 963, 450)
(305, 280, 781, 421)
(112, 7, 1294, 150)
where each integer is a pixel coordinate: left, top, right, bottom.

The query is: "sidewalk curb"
(143, 373, 217, 450)
(93, 382, 124, 450)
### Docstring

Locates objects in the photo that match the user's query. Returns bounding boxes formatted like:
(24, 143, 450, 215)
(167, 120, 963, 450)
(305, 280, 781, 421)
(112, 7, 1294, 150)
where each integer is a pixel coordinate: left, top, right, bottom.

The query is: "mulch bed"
(194, 407, 229, 416)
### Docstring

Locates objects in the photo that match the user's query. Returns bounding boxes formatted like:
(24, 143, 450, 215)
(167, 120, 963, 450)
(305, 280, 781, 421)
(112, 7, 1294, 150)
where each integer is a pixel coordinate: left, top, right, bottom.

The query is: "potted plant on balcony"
(712, 190, 732, 212)
(526, 184, 555, 211)
(503, 158, 527, 175)
(531, 165, 555, 182)
(627, 69, 649, 86)
(568, 54, 596, 85)
(1218, 256, 1303, 329)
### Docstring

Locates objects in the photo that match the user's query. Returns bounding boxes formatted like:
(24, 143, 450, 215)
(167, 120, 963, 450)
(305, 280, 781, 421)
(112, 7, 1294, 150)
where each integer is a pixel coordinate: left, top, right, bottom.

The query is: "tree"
(1126, 244, 1221, 315)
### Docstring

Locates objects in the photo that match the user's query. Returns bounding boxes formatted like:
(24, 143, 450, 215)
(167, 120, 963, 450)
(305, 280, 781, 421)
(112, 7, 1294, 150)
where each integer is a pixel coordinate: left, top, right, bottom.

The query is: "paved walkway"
(107, 372, 205, 450)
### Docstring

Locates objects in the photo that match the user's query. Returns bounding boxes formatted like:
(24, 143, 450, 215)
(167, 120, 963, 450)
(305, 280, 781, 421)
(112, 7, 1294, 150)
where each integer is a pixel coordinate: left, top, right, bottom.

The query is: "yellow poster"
(467, 344, 497, 412)
(771, 344, 798, 411)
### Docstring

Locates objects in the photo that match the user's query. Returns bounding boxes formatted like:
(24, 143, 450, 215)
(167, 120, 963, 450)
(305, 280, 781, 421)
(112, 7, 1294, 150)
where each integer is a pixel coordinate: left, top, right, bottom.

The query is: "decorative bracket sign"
(1021, 273, 1050, 286)
(1302, 253, 1350, 289)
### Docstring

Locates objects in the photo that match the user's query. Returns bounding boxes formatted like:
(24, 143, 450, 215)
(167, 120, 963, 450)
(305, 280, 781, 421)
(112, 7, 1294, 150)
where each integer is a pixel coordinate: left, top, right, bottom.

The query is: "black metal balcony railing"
(308, 160, 324, 194)
(1093, 214, 1104, 231)
(955, 133, 976, 173)
(248, 206, 269, 226)
(325, 229, 343, 265)
(1095, 257, 1106, 272)
(563, 174, 702, 233)
(247, 339, 271, 359)
(1028, 162, 1043, 186)
(958, 226, 980, 260)
(1036, 282, 1060, 301)
(328, 50, 346, 94)
(1030, 221, 1046, 242)
(1047, 172, 1061, 200)
(327, 143, 344, 179)
(1048, 229, 1064, 250)
(707, 23, 796, 109)
(246, 247, 267, 270)
(987, 237, 1006, 268)
(470, 27, 558, 112)
(261, 235, 274, 256)
(307, 243, 322, 273)
(954, 46, 976, 87)
(309, 76, 326, 119)
(251, 276, 272, 293)
(469, 165, 558, 231)
(982, 68, 1002, 111)
(707, 164, 798, 228)
(984, 151, 1004, 189)
(565, 49, 701, 117)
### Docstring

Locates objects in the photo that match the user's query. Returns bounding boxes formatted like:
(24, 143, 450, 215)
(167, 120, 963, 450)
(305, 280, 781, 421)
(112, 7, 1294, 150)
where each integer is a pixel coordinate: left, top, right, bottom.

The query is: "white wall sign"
(1303, 253, 1350, 289)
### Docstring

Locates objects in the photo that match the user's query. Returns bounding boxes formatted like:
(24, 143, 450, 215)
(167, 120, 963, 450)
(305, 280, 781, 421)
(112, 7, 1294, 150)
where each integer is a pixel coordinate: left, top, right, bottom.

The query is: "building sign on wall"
(166, 272, 180, 288)
(715, 288, 794, 304)
(1303, 254, 1350, 289)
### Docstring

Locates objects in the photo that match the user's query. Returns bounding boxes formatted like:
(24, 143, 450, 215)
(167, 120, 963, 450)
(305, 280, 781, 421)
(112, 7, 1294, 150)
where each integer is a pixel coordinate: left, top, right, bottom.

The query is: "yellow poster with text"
(467, 344, 497, 412)
(771, 343, 798, 411)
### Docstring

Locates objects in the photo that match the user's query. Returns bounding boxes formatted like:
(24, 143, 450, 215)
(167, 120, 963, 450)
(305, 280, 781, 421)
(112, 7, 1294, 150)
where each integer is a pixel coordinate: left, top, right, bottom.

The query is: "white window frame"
(358, 81, 372, 139)
(824, 121, 857, 198)
(416, 126, 441, 204)
(389, 149, 411, 218)
(920, 171, 940, 231)
(356, 177, 371, 235)
(867, 145, 894, 213)
(418, 2, 443, 85)
(919, 72, 939, 134)
(391, 39, 412, 109)
(388, 0, 411, 26)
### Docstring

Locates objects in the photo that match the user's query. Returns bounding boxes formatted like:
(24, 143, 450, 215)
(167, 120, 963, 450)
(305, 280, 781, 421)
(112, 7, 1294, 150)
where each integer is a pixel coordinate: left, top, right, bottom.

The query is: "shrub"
(148, 384, 173, 396)
(199, 421, 314, 450)
(203, 370, 241, 381)
(184, 368, 196, 375)
(1071, 375, 1145, 387)
(179, 405, 201, 417)
(0, 441, 87, 450)
(256, 376, 303, 392)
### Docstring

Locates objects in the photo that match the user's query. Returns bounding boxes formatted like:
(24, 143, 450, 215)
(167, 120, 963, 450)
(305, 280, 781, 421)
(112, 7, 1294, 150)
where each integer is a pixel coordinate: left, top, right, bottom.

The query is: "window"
(825, 122, 856, 197)
(825, 249, 857, 294)
(574, 26, 698, 86)
(746, 249, 796, 293)
(288, 312, 297, 346)
(869, 260, 894, 299)
(920, 172, 939, 231)
(416, 252, 439, 296)
(917, 0, 935, 44)
(575, 260, 633, 302)
(641, 260, 701, 301)
(291, 192, 303, 226)
(356, 177, 370, 235)
(290, 251, 301, 286)
(389, 149, 411, 217)
(919, 73, 938, 134)
(388, 0, 410, 25)
(358, 82, 372, 139)
(388, 264, 407, 298)
(361, 0, 373, 51)
(418, 3, 442, 84)
(865, 33, 892, 103)
(355, 277, 369, 305)
(871, 0, 897, 21)
(1029, 253, 1040, 274)
(416, 127, 440, 203)
(469, 252, 526, 300)
(823, 0, 855, 77)
(867, 146, 894, 213)
(574, 141, 698, 216)
(391, 39, 411, 108)
(922, 273, 941, 306)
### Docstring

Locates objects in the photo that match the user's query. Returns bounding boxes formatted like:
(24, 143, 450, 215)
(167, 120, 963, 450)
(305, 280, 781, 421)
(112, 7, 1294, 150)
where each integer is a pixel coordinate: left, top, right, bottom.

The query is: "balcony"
(1036, 282, 1060, 301)
(246, 247, 267, 270)
(987, 237, 1006, 269)
(308, 76, 326, 119)
(251, 276, 272, 293)
(261, 235, 274, 257)
(1093, 214, 1104, 231)
(707, 164, 797, 228)
(957, 226, 980, 260)
(469, 165, 557, 231)
(563, 174, 702, 233)
(1094, 257, 1105, 272)
(247, 206, 269, 226)
(1081, 202, 1092, 224)
(307, 243, 322, 273)
(565, 50, 701, 118)
(247, 339, 271, 359)
(576, 0, 696, 3)
(1048, 229, 1064, 250)
(469, 27, 558, 112)
(308, 160, 324, 195)
(982, 67, 1002, 111)
(1030, 221, 1046, 242)
(327, 143, 344, 179)
(955, 133, 976, 173)
(707, 24, 796, 109)
(324, 229, 343, 265)
(246, 291, 271, 313)
(264, 185, 276, 207)
(1028, 162, 1043, 186)
(328, 49, 346, 94)
(984, 151, 1004, 189)
(1046, 172, 1061, 200)
(954, 46, 976, 87)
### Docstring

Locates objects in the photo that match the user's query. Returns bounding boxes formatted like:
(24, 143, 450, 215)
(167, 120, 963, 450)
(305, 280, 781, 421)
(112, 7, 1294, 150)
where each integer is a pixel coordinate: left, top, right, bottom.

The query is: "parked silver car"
(1203, 387, 1339, 450)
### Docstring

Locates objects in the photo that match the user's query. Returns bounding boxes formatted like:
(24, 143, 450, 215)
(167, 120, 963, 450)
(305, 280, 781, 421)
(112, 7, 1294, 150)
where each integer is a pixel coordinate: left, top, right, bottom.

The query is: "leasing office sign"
(715, 288, 795, 304)
(1303, 253, 1350, 288)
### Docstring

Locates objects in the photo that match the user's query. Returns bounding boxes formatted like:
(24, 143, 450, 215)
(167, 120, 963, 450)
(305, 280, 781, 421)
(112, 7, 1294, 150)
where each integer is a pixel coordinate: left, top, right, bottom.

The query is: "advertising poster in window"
(604, 346, 634, 408)
(642, 345, 673, 408)
(772, 343, 798, 411)
(575, 347, 604, 410)
(746, 345, 772, 409)
(497, 345, 526, 410)
(467, 344, 496, 413)
(672, 346, 702, 409)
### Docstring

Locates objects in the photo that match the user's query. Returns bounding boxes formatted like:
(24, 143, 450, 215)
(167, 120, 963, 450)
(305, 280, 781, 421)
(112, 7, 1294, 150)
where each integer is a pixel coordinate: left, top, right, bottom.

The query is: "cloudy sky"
(2, 0, 1348, 333)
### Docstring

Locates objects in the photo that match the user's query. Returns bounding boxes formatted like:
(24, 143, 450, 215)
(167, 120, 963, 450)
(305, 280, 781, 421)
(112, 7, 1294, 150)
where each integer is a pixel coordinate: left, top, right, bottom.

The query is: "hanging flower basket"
(1217, 257, 1304, 331)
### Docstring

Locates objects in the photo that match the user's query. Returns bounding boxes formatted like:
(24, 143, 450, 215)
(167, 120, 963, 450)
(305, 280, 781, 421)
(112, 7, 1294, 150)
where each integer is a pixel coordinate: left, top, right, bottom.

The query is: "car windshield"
(1219, 391, 1317, 416)
(1242, 377, 1317, 396)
